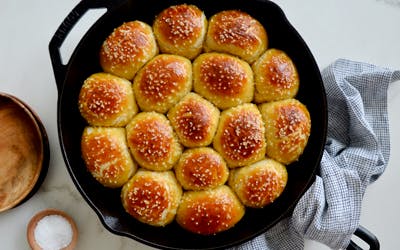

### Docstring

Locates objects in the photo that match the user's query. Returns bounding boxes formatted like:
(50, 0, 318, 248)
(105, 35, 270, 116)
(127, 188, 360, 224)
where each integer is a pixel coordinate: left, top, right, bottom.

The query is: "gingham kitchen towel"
(234, 59, 400, 250)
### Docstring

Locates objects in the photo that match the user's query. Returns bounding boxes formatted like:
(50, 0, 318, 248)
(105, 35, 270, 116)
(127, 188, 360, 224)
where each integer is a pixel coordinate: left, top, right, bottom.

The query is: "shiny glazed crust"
(175, 147, 229, 191)
(99, 21, 158, 80)
(213, 103, 266, 168)
(253, 49, 299, 103)
(259, 99, 311, 164)
(81, 127, 137, 188)
(121, 169, 182, 226)
(77, 4, 314, 236)
(133, 54, 192, 113)
(193, 52, 254, 110)
(167, 93, 220, 147)
(153, 4, 207, 59)
(176, 185, 244, 235)
(204, 10, 268, 63)
(78, 73, 138, 127)
(125, 112, 182, 171)
(229, 159, 287, 208)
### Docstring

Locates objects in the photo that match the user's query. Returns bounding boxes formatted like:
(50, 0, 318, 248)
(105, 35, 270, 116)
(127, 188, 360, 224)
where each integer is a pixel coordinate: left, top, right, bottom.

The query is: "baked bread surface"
(193, 52, 254, 110)
(125, 112, 182, 171)
(121, 169, 182, 226)
(204, 10, 267, 63)
(259, 99, 311, 164)
(78, 73, 138, 127)
(253, 49, 299, 103)
(100, 21, 158, 80)
(78, 4, 313, 236)
(153, 4, 207, 59)
(176, 185, 244, 235)
(175, 147, 229, 191)
(167, 92, 219, 147)
(213, 103, 266, 168)
(81, 127, 137, 188)
(133, 54, 192, 113)
(229, 158, 288, 208)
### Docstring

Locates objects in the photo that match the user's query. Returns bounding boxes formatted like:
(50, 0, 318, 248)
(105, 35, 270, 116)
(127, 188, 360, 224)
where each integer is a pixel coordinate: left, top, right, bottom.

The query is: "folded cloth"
(233, 59, 400, 250)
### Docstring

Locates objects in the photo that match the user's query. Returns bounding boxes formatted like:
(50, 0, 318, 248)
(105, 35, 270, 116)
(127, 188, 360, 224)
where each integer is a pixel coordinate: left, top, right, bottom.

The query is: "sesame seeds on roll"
(213, 103, 266, 168)
(121, 169, 182, 227)
(253, 49, 299, 103)
(229, 158, 288, 208)
(78, 73, 138, 127)
(133, 54, 192, 114)
(193, 52, 254, 110)
(167, 92, 220, 148)
(259, 99, 311, 165)
(125, 112, 182, 171)
(205, 10, 268, 63)
(100, 21, 158, 80)
(176, 185, 244, 235)
(81, 127, 137, 188)
(153, 4, 207, 59)
(175, 147, 229, 191)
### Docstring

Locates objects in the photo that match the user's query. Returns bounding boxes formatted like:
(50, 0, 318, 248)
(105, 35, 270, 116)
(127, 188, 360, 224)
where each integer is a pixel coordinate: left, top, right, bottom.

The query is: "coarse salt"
(34, 214, 73, 250)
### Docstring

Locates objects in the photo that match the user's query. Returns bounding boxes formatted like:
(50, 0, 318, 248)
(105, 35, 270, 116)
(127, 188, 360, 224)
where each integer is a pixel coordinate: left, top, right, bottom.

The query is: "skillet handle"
(347, 225, 380, 250)
(48, 0, 125, 92)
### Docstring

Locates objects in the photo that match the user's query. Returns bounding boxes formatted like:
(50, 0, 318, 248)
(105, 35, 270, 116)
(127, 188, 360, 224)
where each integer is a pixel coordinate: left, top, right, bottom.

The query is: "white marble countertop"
(1, 0, 399, 249)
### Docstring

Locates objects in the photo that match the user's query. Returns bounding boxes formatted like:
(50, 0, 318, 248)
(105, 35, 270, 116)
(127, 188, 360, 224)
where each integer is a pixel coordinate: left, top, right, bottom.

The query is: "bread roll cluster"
(78, 4, 311, 235)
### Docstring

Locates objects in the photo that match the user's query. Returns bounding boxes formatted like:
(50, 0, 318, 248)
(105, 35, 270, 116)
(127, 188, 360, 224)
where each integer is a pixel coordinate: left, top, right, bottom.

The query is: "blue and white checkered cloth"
(234, 59, 400, 250)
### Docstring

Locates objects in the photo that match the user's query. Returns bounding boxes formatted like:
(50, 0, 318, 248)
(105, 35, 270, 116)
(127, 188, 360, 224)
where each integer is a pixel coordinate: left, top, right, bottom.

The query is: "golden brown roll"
(125, 112, 182, 171)
(81, 127, 137, 188)
(78, 73, 138, 127)
(176, 185, 244, 235)
(153, 4, 207, 59)
(193, 53, 254, 110)
(133, 54, 192, 113)
(167, 93, 219, 147)
(121, 169, 182, 226)
(175, 147, 229, 191)
(99, 21, 158, 80)
(204, 10, 268, 63)
(253, 49, 299, 103)
(213, 103, 266, 168)
(229, 159, 288, 208)
(259, 99, 311, 165)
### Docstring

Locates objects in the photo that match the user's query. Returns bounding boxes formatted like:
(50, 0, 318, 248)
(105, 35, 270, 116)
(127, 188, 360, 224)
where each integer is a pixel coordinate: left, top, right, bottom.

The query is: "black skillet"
(49, 0, 329, 249)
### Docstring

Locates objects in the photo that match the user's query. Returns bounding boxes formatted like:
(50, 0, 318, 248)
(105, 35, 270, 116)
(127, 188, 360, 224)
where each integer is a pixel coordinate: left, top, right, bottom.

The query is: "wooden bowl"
(27, 209, 78, 250)
(0, 92, 49, 212)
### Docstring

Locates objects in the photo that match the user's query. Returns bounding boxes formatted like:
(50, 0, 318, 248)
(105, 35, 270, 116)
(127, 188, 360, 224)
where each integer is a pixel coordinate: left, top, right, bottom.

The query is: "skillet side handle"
(347, 225, 380, 250)
(48, 0, 124, 92)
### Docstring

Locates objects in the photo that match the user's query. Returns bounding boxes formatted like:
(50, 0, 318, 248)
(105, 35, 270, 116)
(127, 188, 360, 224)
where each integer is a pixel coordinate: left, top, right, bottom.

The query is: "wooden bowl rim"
(0, 92, 45, 212)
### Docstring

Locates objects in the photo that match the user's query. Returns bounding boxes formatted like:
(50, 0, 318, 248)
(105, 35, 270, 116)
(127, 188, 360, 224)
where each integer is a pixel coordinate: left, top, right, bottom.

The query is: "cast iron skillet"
(49, 0, 328, 249)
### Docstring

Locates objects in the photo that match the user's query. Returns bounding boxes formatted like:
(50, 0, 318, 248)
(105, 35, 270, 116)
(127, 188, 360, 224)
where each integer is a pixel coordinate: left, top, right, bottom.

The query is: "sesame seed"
(199, 55, 247, 96)
(219, 107, 264, 161)
(211, 11, 260, 50)
(100, 21, 153, 68)
(274, 104, 310, 153)
(80, 78, 125, 120)
(127, 115, 174, 165)
(158, 5, 203, 46)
